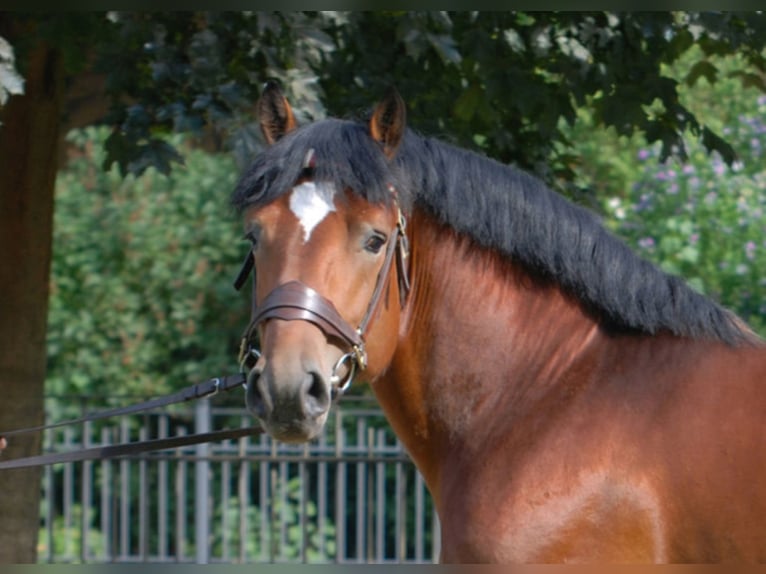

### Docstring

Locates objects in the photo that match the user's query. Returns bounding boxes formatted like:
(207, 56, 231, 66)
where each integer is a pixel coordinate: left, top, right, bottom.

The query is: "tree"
(1, 11, 764, 562)
(0, 20, 65, 563)
(319, 12, 766, 187)
(0, 14, 114, 562)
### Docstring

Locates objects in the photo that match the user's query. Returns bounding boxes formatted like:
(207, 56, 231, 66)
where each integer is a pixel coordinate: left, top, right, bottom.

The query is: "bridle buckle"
(329, 341, 367, 397)
(238, 338, 262, 375)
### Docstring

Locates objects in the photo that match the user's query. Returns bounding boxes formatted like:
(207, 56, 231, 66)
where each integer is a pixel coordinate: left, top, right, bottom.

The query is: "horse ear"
(369, 87, 407, 158)
(257, 80, 297, 145)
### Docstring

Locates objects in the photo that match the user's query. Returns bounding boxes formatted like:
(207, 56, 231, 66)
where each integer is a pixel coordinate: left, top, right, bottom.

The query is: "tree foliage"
(14, 11, 761, 191)
(93, 12, 331, 175)
(320, 12, 766, 182)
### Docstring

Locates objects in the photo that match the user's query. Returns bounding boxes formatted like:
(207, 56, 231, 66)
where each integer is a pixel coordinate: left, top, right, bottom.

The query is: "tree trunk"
(0, 39, 64, 563)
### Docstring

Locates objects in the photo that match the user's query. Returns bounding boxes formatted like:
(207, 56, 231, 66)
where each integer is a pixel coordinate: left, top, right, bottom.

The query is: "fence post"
(195, 398, 211, 564)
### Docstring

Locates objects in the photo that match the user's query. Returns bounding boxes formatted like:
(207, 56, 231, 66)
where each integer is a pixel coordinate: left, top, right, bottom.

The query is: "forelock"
(232, 119, 406, 211)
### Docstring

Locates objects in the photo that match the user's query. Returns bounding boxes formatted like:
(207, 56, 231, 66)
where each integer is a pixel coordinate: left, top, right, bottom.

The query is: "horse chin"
(262, 413, 328, 444)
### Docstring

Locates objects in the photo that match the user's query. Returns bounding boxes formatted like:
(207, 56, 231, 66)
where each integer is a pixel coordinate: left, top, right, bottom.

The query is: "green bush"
(566, 50, 766, 336)
(48, 128, 248, 402)
(38, 502, 106, 562)
(601, 106, 766, 335)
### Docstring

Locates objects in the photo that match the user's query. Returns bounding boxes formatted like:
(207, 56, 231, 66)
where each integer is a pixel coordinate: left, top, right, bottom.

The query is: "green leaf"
(453, 84, 482, 122)
(729, 70, 766, 92)
(685, 60, 718, 86)
(427, 33, 461, 65)
(677, 245, 700, 264)
(701, 126, 738, 165)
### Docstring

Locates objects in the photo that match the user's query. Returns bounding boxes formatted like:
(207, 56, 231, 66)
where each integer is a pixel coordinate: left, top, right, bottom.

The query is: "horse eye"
(364, 233, 387, 254)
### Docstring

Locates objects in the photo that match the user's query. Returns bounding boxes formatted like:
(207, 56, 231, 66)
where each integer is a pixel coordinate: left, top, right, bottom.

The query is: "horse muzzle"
(245, 359, 332, 443)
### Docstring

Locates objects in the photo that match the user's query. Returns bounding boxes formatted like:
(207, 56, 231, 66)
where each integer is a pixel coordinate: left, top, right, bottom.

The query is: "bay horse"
(231, 83, 766, 563)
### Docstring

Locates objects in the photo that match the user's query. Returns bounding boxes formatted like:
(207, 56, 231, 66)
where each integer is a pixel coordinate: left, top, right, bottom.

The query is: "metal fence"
(38, 394, 440, 564)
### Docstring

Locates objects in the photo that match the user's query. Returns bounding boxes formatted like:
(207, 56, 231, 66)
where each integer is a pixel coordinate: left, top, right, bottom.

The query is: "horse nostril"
(302, 371, 330, 417)
(245, 369, 268, 419)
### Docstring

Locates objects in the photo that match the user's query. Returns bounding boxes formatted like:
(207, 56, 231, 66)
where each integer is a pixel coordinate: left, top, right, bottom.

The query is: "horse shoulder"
(437, 336, 766, 563)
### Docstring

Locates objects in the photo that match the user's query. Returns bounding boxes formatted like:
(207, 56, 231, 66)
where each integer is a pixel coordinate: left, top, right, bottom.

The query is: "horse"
(230, 82, 766, 563)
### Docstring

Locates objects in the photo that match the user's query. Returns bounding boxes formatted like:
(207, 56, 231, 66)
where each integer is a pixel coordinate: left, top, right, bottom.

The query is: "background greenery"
(48, 130, 246, 400)
(568, 46, 766, 334)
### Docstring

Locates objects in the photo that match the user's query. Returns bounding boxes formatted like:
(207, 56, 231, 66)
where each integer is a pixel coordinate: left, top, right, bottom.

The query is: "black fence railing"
(38, 395, 440, 563)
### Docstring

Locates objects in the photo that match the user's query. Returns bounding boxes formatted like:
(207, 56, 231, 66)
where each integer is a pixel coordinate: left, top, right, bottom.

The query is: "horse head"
(236, 83, 410, 442)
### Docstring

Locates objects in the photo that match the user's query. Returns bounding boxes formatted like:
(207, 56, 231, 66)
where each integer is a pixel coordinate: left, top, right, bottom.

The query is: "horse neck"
(372, 209, 603, 501)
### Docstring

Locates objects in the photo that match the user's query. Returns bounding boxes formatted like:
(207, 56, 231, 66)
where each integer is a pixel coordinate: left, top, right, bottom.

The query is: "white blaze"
(289, 181, 337, 243)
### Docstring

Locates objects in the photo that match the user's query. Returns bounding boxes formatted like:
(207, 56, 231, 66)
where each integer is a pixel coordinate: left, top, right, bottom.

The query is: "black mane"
(232, 118, 754, 346)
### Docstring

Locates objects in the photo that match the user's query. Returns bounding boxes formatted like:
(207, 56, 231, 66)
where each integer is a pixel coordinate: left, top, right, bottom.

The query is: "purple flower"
(713, 163, 726, 176)
(745, 241, 757, 260)
(638, 237, 655, 250)
(635, 193, 654, 212)
(737, 196, 755, 219)
(638, 149, 650, 161)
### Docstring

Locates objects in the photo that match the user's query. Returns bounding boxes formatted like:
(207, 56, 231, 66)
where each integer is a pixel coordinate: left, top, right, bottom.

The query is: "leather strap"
(0, 199, 409, 469)
(0, 373, 246, 440)
(247, 280, 363, 349)
(0, 425, 262, 470)
(233, 251, 255, 291)
(358, 223, 400, 335)
(0, 374, 249, 468)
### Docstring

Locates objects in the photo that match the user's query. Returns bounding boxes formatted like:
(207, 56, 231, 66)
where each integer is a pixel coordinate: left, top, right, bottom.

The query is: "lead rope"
(0, 373, 255, 469)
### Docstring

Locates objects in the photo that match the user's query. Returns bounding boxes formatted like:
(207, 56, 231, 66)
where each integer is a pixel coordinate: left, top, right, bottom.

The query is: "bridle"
(234, 185, 411, 398)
